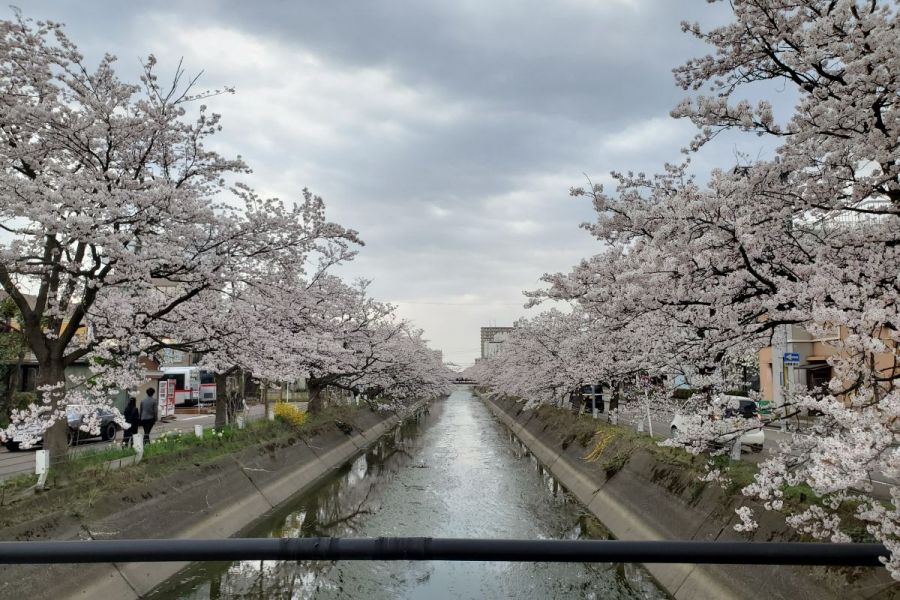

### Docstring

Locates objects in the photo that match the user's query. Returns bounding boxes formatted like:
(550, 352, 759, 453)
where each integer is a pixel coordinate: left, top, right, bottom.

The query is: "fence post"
(132, 434, 144, 464)
(236, 415, 245, 430)
(730, 438, 742, 460)
(35, 450, 50, 489)
(194, 425, 204, 438)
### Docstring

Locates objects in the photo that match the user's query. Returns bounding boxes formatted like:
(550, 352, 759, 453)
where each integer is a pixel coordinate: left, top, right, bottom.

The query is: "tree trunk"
(215, 372, 228, 428)
(226, 370, 243, 424)
(37, 361, 68, 459)
(307, 377, 326, 414)
(6, 351, 23, 400)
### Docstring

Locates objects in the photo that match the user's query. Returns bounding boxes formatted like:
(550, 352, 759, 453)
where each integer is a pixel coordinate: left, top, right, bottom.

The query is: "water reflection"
(150, 388, 668, 599)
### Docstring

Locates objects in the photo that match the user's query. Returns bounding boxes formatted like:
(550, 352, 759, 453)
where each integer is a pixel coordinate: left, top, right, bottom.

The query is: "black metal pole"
(0, 538, 887, 566)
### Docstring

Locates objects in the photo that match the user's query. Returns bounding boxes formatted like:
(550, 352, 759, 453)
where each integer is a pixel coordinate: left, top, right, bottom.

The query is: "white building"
(480, 326, 514, 359)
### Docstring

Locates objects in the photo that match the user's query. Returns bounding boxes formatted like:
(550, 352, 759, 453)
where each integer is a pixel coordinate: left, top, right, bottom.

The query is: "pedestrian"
(122, 396, 140, 447)
(140, 387, 158, 444)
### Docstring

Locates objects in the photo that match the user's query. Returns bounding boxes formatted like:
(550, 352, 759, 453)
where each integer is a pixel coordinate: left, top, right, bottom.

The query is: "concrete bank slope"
(482, 394, 897, 600)
(0, 400, 428, 600)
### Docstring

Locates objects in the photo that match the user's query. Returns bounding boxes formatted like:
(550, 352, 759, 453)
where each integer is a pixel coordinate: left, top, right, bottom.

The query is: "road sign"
(783, 352, 800, 364)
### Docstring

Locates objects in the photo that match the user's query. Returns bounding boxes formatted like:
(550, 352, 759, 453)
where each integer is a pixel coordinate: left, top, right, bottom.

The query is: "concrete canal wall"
(0, 400, 427, 600)
(482, 393, 897, 600)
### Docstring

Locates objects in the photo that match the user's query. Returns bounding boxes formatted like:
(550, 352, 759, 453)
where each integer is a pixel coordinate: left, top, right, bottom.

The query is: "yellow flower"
(274, 403, 307, 427)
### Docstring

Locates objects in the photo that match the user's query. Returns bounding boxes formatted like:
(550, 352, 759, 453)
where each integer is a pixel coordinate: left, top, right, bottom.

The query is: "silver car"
(4, 405, 120, 451)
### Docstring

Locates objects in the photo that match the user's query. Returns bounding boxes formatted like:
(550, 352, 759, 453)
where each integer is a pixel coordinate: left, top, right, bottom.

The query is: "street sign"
(783, 352, 800, 364)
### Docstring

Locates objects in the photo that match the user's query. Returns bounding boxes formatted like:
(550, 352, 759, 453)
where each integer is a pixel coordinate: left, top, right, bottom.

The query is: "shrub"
(274, 402, 307, 427)
(11, 391, 35, 410)
(672, 388, 696, 400)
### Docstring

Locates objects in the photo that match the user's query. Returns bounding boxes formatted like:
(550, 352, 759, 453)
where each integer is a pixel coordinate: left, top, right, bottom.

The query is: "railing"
(0, 537, 886, 566)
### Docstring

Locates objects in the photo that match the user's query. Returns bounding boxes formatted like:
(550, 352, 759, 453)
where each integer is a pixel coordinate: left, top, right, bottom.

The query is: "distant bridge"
(452, 379, 476, 385)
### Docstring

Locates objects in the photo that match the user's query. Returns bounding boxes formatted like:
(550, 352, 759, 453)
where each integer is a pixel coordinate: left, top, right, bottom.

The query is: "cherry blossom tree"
(293, 277, 451, 413)
(470, 310, 592, 407)
(0, 13, 249, 455)
(0, 13, 365, 455)
(132, 187, 362, 426)
(0, 11, 451, 460)
(484, 0, 899, 577)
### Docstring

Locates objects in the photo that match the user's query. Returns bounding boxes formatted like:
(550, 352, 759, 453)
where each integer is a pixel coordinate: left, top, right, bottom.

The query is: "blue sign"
(783, 352, 800, 364)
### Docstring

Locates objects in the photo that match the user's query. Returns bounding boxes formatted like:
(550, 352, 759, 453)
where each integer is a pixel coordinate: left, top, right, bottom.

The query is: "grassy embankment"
(517, 402, 882, 543)
(0, 403, 358, 528)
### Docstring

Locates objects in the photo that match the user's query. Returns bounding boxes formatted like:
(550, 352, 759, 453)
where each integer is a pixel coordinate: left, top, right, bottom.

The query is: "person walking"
(140, 387, 158, 444)
(122, 396, 141, 447)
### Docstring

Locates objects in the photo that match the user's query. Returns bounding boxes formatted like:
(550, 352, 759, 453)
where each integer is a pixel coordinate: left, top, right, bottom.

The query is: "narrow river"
(150, 387, 667, 599)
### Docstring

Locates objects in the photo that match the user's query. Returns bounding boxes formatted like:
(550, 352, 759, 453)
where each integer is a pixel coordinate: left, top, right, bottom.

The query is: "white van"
(669, 395, 765, 452)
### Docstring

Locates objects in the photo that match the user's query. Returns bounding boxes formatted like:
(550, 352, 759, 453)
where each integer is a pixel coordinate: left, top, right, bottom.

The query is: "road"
(0, 404, 266, 481)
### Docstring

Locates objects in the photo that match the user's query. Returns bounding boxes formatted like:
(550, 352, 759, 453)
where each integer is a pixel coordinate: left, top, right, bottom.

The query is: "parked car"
(568, 384, 604, 413)
(669, 397, 765, 452)
(4, 405, 120, 451)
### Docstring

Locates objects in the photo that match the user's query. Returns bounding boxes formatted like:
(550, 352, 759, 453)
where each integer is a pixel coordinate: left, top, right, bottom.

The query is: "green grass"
(43, 419, 296, 490)
(0, 404, 363, 527)
(0, 472, 38, 499)
(529, 400, 759, 494)
(524, 399, 890, 544)
(70, 443, 136, 465)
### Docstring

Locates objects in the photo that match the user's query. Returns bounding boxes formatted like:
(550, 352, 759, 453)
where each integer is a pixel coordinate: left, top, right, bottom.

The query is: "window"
(806, 365, 832, 397)
(163, 373, 185, 390)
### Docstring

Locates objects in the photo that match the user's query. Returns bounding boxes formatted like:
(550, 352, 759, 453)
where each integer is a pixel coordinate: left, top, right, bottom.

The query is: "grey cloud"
(23, 0, 747, 365)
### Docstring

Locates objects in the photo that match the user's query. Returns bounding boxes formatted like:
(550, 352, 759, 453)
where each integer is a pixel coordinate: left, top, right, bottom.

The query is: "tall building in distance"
(480, 326, 514, 359)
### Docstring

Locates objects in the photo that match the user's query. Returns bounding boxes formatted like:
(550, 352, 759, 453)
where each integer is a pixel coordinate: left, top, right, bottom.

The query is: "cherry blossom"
(478, 0, 899, 577)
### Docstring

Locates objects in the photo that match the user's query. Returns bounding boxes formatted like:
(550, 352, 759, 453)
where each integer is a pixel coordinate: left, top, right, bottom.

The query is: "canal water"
(149, 387, 667, 599)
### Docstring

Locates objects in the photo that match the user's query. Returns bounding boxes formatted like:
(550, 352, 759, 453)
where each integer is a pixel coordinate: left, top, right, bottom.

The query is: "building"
(480, 326, 514, 359)
(759, 323, 896, 414)
(757, 196, 895, 412)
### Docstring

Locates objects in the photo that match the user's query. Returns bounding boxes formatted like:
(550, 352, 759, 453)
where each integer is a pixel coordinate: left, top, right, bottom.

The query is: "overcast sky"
(27, 1, 788, 368)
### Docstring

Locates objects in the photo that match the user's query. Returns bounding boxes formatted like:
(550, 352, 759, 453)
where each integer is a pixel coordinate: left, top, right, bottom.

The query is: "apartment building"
(759, 324, 897, 410)
(480, 326, 514, 359)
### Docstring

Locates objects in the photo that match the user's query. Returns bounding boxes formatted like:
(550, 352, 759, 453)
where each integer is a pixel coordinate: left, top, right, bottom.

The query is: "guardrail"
(0, 537, 887, 566)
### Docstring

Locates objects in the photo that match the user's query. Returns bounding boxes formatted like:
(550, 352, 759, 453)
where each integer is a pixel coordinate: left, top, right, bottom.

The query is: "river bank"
(481, 392, 898, 600)
(0, 400, 428, 600)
